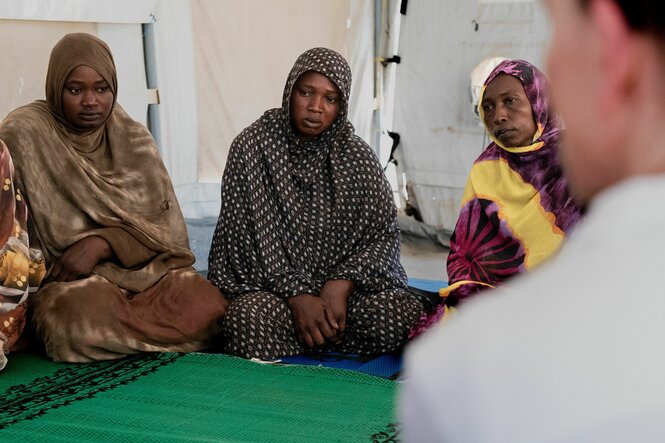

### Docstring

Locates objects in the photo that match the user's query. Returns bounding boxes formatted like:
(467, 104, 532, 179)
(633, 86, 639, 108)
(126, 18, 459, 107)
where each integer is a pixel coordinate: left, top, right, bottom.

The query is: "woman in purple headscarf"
(410, 59, 583, 336)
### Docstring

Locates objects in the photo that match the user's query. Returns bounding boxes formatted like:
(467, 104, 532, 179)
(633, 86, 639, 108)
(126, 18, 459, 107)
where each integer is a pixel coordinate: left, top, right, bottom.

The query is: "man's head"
(546, 0, 665, 202)
(578, 0, 665, 40)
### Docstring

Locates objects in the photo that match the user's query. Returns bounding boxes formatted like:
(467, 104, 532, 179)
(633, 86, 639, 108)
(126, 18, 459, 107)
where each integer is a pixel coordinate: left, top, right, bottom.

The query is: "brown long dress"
(0, 33, 226, 362)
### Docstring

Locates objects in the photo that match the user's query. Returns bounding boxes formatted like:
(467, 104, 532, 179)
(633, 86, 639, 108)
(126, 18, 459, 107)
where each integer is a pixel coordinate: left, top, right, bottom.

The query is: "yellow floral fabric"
(0, 140, 46, 370)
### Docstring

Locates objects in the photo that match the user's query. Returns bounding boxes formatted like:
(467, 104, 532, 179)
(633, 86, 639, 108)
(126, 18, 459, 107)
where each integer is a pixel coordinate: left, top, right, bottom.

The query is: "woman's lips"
(495, 129, 515, 139)
(79, 112, 101, 120)
(303, 118, 322, 128)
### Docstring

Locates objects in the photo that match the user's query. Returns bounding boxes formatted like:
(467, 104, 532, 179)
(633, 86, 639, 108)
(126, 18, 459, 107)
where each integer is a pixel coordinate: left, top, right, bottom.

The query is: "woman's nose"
(308, 95, 323, 112)
(493, 105, 508, 124)
(81, 90, 98, 106)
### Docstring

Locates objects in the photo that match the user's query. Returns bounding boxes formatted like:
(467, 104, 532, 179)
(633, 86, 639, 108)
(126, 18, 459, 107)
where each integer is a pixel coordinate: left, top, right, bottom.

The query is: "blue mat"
(280, 352, 402, 379)
(408, 277, 446, 293)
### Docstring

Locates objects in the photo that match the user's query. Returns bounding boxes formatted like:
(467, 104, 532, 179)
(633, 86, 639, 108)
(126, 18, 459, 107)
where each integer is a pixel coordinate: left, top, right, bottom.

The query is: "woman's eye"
(506, 97, 517, 105)
(299, 89, 312, 97)
(482, 105, 492, 112)
(68, 88, 81, 94)
(97, 86, 109, 93)
(326, 96, 338, 104)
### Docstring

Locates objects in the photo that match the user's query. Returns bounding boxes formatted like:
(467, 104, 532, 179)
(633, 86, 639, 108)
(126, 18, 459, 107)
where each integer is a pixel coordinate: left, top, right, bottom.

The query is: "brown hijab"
(0, 33, 194, 292)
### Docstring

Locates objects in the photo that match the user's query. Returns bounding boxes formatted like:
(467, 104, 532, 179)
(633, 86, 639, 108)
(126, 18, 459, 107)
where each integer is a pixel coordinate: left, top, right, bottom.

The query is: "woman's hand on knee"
(320, 279, 354, 339)
(52, 236, 113, 282)
(287, 294, 338, 347)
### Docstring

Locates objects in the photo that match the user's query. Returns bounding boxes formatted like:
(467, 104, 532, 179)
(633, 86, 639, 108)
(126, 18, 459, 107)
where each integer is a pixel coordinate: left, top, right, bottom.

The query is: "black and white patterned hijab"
(280, 47, 352, 150)
(208, 47, 407, 298)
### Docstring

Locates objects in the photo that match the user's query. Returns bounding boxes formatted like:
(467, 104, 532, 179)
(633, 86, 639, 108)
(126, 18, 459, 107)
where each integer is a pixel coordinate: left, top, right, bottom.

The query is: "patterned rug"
(0, 352, 399, 442)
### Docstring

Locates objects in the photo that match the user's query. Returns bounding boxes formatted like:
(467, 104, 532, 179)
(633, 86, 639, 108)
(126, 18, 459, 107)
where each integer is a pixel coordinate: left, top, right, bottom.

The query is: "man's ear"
(590, 0, 640, 107)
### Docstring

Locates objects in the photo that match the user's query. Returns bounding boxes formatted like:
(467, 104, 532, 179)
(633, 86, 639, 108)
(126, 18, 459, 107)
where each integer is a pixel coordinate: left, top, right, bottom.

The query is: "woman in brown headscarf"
(0, 33, 227, 362)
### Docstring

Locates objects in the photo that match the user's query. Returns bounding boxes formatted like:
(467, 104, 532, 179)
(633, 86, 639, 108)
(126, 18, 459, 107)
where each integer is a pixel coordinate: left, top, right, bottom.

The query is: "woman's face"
(481, 74, 537, 147)
(290, 71, 341, 140)
(62, 65, 114, 130)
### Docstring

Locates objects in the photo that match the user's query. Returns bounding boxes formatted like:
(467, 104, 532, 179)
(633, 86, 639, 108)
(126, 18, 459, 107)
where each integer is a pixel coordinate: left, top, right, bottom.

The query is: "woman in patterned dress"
(410, 59, 584, 336)
(208, 47, 424, 360)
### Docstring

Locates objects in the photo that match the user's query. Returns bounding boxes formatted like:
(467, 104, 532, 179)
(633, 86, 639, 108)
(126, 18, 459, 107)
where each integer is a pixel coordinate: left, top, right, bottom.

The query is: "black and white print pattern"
(208, 48, 422, 359)
(224, 290, 423, 360)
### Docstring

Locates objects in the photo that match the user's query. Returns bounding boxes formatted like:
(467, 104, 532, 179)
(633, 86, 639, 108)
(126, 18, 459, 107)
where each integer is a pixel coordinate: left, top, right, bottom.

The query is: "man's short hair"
(579, 0, 665, 41)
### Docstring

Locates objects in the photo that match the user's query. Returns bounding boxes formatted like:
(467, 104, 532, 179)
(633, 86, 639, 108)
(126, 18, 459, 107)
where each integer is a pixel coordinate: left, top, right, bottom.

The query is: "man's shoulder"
(404, 262, 575, 393)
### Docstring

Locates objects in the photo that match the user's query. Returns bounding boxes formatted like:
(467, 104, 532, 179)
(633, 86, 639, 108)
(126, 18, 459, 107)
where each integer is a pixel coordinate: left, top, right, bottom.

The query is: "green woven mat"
(0, 352, 400, 442)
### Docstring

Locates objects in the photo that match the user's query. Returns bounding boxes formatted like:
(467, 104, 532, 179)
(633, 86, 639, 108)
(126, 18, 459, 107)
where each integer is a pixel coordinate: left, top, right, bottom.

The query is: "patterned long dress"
(208, 48, 423, 360)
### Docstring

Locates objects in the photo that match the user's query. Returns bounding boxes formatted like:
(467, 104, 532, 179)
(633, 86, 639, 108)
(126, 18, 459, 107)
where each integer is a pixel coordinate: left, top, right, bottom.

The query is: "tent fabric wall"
(391, 0, 550, 232)
(0, 20, 97, 120)
(0, 0, 156, 24)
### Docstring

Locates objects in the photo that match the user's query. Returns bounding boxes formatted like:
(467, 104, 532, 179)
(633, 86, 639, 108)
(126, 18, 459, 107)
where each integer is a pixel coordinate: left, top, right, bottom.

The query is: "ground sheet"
(0, 352, 400, 442)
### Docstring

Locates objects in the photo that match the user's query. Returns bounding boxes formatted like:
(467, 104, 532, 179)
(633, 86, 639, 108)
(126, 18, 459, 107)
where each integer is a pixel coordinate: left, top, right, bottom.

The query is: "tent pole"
(142, 21, 162, 153)
(373, 0, 383, 156)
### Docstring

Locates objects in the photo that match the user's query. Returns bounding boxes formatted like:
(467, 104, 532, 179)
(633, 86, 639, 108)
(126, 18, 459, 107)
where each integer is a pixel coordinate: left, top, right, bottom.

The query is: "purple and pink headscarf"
(409, 60, 583, 337)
